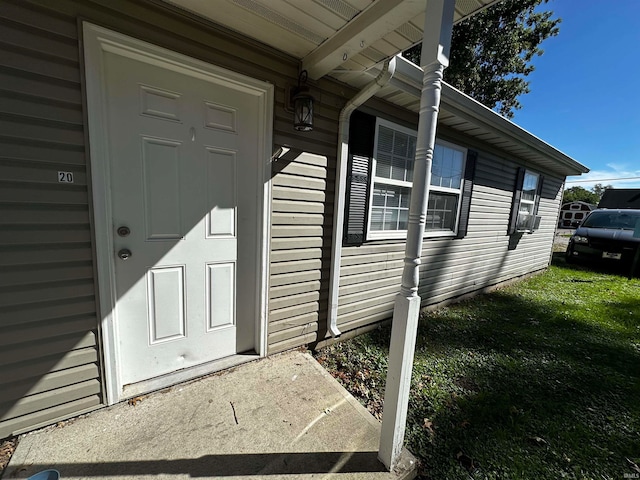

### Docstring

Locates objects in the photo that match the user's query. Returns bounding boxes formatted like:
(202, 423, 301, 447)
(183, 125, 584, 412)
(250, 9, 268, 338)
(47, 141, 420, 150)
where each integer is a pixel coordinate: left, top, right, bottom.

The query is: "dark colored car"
(566, 209, 640, 264)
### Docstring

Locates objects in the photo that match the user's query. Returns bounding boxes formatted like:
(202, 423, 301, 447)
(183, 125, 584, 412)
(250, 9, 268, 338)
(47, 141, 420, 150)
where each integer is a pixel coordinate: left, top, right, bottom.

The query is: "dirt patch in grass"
(0, 436, 17, 477)
(315, 257, 640, 479)
(553, 229, 572, 252)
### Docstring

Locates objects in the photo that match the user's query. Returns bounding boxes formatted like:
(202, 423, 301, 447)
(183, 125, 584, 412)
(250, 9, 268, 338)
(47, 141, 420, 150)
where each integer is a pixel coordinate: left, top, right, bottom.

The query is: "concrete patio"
(4, 351, 416, 480)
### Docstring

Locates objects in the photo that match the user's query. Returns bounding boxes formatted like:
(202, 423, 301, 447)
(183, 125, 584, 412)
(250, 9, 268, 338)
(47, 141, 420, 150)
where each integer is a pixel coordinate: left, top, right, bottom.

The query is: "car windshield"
(582, 210, 640, 230)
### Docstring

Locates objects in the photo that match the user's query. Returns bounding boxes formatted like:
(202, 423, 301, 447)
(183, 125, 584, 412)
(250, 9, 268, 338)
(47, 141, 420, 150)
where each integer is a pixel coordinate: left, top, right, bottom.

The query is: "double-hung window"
(369, 121, 415, 236)
(517, 171, 539, 230)
(509, 169, 543, 233)
(367, 118, 468, 240)
(427, 142, 466, 233)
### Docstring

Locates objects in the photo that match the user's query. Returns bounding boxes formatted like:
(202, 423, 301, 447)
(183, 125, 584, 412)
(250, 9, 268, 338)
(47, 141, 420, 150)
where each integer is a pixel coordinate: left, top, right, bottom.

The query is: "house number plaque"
(58, 171, 74, 183)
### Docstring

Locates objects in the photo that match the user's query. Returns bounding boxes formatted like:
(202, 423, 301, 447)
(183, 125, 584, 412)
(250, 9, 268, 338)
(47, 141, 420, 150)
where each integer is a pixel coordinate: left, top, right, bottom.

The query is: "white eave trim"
(441, 84, 589, 175)
(388, 55, 589, 176)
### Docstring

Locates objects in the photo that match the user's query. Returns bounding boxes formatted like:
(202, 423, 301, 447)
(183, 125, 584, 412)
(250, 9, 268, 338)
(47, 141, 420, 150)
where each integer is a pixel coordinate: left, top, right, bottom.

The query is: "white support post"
(378, 0, 455, 471)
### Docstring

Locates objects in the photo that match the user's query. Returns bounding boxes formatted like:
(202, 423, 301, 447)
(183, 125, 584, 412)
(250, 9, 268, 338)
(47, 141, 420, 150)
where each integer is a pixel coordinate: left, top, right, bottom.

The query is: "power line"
(565, 176, 640, 183)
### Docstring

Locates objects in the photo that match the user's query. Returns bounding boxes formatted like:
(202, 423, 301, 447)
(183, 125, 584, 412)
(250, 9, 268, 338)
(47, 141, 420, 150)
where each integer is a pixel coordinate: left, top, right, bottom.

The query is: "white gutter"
(386, 56, 588, 175)
(326, 56, 397, 338)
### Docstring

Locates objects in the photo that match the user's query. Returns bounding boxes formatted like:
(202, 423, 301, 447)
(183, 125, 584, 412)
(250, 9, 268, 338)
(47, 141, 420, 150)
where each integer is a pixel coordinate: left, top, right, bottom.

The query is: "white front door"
(83, 25, 271, 396)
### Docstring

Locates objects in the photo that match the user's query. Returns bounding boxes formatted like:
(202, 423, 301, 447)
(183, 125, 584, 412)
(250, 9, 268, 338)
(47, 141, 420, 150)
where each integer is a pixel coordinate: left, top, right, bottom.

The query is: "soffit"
(161, 0, 586, 177)
(165, 0, 499, 79)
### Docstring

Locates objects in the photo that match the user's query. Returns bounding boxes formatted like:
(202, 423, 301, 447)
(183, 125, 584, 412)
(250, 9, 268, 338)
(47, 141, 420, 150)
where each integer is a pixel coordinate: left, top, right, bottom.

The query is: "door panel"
(101, 48, 260, 387)
(205, 148, 236, 237)
(206, 262, 235, 330)
(147, 266, 186, 343)
(141, 137, 183, 240)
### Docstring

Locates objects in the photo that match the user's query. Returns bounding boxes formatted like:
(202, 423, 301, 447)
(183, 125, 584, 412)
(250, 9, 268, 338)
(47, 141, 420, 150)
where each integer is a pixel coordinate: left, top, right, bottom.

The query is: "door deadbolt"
(117, 226, 131, 237)
(118, 249, 132, 260)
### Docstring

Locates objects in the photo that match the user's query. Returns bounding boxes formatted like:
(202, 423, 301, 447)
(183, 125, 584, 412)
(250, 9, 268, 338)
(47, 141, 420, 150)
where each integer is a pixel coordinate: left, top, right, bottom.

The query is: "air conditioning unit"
(532, 215, 542, 231)
(517, 214, 542, 233)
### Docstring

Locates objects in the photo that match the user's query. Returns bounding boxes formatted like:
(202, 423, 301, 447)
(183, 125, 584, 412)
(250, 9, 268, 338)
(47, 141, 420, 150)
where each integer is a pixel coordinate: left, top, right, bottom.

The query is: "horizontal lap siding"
(0, 0, 344, 436)
(337, 152, 564, 332)
(0, 0, 102, 438)
(266, 31, 341, 355)
(268, 153, 336, 353)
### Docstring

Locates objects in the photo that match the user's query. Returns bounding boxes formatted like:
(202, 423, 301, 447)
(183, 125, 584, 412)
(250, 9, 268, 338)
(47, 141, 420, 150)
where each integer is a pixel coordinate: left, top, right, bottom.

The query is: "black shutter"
(343, 111, 376, 246)
(455, 149, 477, 239)
(508, 167, 526, 235)
(344, 154, 371, 245)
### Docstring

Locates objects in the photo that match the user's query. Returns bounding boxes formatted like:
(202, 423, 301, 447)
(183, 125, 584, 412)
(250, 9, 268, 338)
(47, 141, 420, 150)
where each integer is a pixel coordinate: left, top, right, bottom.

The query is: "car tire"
(565, 250, 574, 264)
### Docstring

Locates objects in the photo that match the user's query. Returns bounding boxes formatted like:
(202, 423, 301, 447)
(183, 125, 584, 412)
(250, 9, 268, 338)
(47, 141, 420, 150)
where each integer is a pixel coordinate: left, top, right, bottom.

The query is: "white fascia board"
(302, 0, 424, 80)
(387, 55, 589, 175)
(441, 84, 589, 175)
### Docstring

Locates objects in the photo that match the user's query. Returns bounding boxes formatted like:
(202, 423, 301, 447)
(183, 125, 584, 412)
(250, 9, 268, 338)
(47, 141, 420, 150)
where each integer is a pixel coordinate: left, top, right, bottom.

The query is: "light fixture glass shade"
(293, 90, 314, 131)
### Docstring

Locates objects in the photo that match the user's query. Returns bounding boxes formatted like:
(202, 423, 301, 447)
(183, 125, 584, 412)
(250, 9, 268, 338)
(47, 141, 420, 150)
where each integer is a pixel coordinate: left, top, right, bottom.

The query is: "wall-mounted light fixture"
(292, 70, 314, 132)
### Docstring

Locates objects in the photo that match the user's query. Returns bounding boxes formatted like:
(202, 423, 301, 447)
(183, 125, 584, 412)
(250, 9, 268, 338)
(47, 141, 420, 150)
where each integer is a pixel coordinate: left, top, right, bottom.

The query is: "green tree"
(562, 186, 600, 205)
(404, 0, 560, 118)
(591, 183, 613, 199)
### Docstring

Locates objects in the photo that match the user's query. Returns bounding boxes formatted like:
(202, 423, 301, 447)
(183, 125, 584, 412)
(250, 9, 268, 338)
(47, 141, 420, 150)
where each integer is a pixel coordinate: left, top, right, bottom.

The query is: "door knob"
(118, 249, 132, 260)
(117, 226, 131, 237)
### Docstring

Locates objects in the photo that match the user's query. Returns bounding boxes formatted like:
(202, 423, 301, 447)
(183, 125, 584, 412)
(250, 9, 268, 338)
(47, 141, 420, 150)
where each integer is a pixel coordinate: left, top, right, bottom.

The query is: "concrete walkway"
(5, 351, 416, 480)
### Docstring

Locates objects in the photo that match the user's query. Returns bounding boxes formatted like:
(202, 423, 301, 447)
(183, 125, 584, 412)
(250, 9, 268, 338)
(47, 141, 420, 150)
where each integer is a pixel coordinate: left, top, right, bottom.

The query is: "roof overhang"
(162, 0, 586, 177)
(333, 56, 588, 177)
(165, 0, 501, 79)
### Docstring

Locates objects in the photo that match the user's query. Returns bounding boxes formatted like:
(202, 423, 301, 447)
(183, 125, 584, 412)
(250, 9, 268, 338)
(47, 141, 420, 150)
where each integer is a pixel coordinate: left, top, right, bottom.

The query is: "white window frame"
(516, 170, 540, 232)
(425, 139, 467, 237)
(366, 118, 467, 240)
(367, 118, 416, 240)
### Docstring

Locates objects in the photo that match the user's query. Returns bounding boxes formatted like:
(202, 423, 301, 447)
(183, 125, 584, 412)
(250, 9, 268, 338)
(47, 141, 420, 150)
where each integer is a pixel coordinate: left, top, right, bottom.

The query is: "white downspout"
(327, 56, 397, 337)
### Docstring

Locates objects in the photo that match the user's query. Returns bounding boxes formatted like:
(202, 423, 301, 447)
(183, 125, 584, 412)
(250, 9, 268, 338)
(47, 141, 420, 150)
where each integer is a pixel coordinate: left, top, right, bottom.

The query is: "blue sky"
(510, 0, 640, 190)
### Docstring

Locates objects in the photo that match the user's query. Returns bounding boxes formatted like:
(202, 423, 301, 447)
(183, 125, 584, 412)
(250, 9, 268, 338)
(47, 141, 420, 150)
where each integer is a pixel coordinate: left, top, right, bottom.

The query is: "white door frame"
(82, 23, 273, 404)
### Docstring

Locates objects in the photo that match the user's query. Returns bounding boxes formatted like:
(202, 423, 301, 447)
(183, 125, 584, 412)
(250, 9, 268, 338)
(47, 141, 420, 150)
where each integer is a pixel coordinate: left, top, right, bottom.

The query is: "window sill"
(424, 231, 458, 239)
(366, 230, 458, 242)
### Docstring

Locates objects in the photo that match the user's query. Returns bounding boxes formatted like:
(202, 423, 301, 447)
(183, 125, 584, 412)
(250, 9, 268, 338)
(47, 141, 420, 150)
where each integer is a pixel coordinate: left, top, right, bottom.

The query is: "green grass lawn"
(314, 255, 640, 479)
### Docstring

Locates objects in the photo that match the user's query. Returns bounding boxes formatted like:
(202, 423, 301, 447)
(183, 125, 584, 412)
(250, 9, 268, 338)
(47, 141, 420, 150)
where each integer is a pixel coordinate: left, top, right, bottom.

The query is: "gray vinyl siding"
(0, 0, 102, 438)
(337, 149, 564, 333)
(268, 153, 335, 353)
(0, 0, 341, 437)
